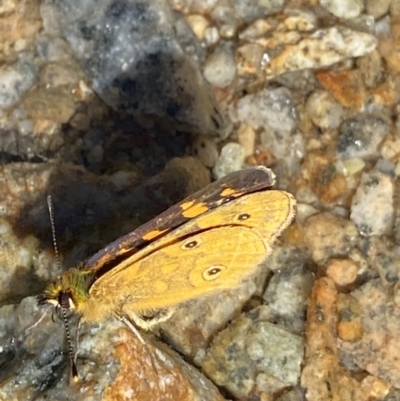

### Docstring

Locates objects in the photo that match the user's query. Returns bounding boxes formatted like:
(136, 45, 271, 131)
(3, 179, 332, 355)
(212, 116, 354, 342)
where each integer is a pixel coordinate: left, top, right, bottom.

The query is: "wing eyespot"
(202, 265, 226, 281)
(182, 239, 201, 250)
(237, 213, 250, 221)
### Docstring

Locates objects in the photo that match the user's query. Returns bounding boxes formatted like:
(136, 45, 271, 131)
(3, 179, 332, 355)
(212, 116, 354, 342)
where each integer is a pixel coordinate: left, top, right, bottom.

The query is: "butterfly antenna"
(61, 307, 79, 382)
(47, 196, 79, 381)
(46, 195, 61, 274)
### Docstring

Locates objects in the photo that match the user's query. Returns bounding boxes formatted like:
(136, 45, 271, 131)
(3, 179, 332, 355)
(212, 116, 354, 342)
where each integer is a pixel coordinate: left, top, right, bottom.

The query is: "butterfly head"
(38, 268, 92, 317)
(37, 268, 94, 381)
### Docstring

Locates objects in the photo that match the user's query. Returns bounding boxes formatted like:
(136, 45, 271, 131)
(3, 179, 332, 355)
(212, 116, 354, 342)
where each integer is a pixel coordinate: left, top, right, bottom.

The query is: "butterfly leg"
(129, 308, 175, 331)
(73, 318, 82, 366)
(117, 314, 146, 345)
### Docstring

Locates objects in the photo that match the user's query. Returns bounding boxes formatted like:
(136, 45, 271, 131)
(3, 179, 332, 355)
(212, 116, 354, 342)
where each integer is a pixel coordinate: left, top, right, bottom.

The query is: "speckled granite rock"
(2, 0, 400, 399)
(40, 0, 225, 137)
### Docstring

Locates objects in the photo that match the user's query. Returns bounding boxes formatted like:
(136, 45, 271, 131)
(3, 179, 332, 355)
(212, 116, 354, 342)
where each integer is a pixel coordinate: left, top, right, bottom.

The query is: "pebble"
(340, 157, 366, 176)
(192, 135, 219, 167)
(212, 142, 245, 179)
(302, 152, 349, 205)
(263, 263, 315, 333)
(336, 293, 363, 342)
(295, 203, 319, 224)
(265, 27, 377, 78)
(357, 50, 383, 88)
(0, 59, 37, 110)
(337, 115, 389, 160)
(381, 134, 400, 161)
(339, 279, 400, 388)
(211, 1, 239, 39)
(305, 90, 344, 129)
(41, 0, 224, 137)
(365, 0, 391, 18)
(185, 14, 209, 40)
(301, 277, 372, 400)
(236, 87, 296, 133)
(238, 18, 277, 41)
(203, 43, 237, 88)
(304, 212, 359, 264)
(320, 0, 364, 19)
(202, 307, 304, 398)
(22, 86, 76, 123)
(236, 122, 255, 157)
(233, 0, 285, 22)
(350, 170, 394, 236)
(326, 258, 359, 288)
(236, 43, 265, 75)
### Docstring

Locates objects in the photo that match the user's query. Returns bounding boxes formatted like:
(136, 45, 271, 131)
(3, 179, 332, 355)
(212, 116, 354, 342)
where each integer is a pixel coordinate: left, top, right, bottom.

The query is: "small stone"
(320, 0, 364, 19)
(295, 203, 319, 224)
(371, 78, 398, 106)
(304, 212, 358, 264)
(238, 18, 277, 41)
(212, 142, 245, 179)
(44, 0, 224, 137)
(186, 14, 209, 40)
(0, 59, 37, 110)
(211, 1, 239, 39)
(204, 26, 219, 46)
(302, 152, 349, 205)
(350, 170, 394, 236)
(237, 43, 265, 75)
(41, 61, 84, 87)
(380, 35, 400, 74)
(16, 119, 33, 136)
(337, 115, 389, 160)
(336, 293, 363, 342)
(360, 376, 391, 400)
(305, 90, 343, 129)
(357, 50, 383, 88)
(233, 0, 285, 22)
(282, 10, 317, 32)
(265, 27, 377, 78)
(22, 86, 76, 124)
(236, 87, 296, 133)
(316, 70, 366, 111)
(326, 258, 359, 287)
(365, 0, 391, 18)
(339, 279, 400, 388)
(236, 123, 255, 157)
(204, 43, 237, 88)
(341, 158, 366, 176)
(380, 134, 400, 161)
(202, 309, 304, 398)
(263, 263, 315, 333)
(302, 278, 363, 400)
(192, 136, 219, 168)
(36, 35, 73, 61)
(186, 0, 218, 13)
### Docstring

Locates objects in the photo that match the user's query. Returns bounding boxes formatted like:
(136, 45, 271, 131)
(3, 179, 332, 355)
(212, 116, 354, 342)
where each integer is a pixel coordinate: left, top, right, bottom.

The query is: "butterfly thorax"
(39, 268, 95, 315)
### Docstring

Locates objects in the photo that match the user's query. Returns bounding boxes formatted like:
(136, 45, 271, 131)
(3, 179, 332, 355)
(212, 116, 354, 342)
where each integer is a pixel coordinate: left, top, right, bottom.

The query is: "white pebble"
(350, 170, 394, 236)
(213, 142, 245, 179)
(204, 43, 236, 88)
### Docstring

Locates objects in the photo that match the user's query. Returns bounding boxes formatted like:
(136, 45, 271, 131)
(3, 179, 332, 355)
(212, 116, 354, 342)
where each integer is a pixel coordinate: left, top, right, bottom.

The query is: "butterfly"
(39, 166, 296, 377)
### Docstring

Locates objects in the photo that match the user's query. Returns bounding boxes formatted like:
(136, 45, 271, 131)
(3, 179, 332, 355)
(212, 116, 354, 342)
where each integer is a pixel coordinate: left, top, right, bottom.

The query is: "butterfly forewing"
(85, 166, 276, 273)
(87, 190, 295, 314)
